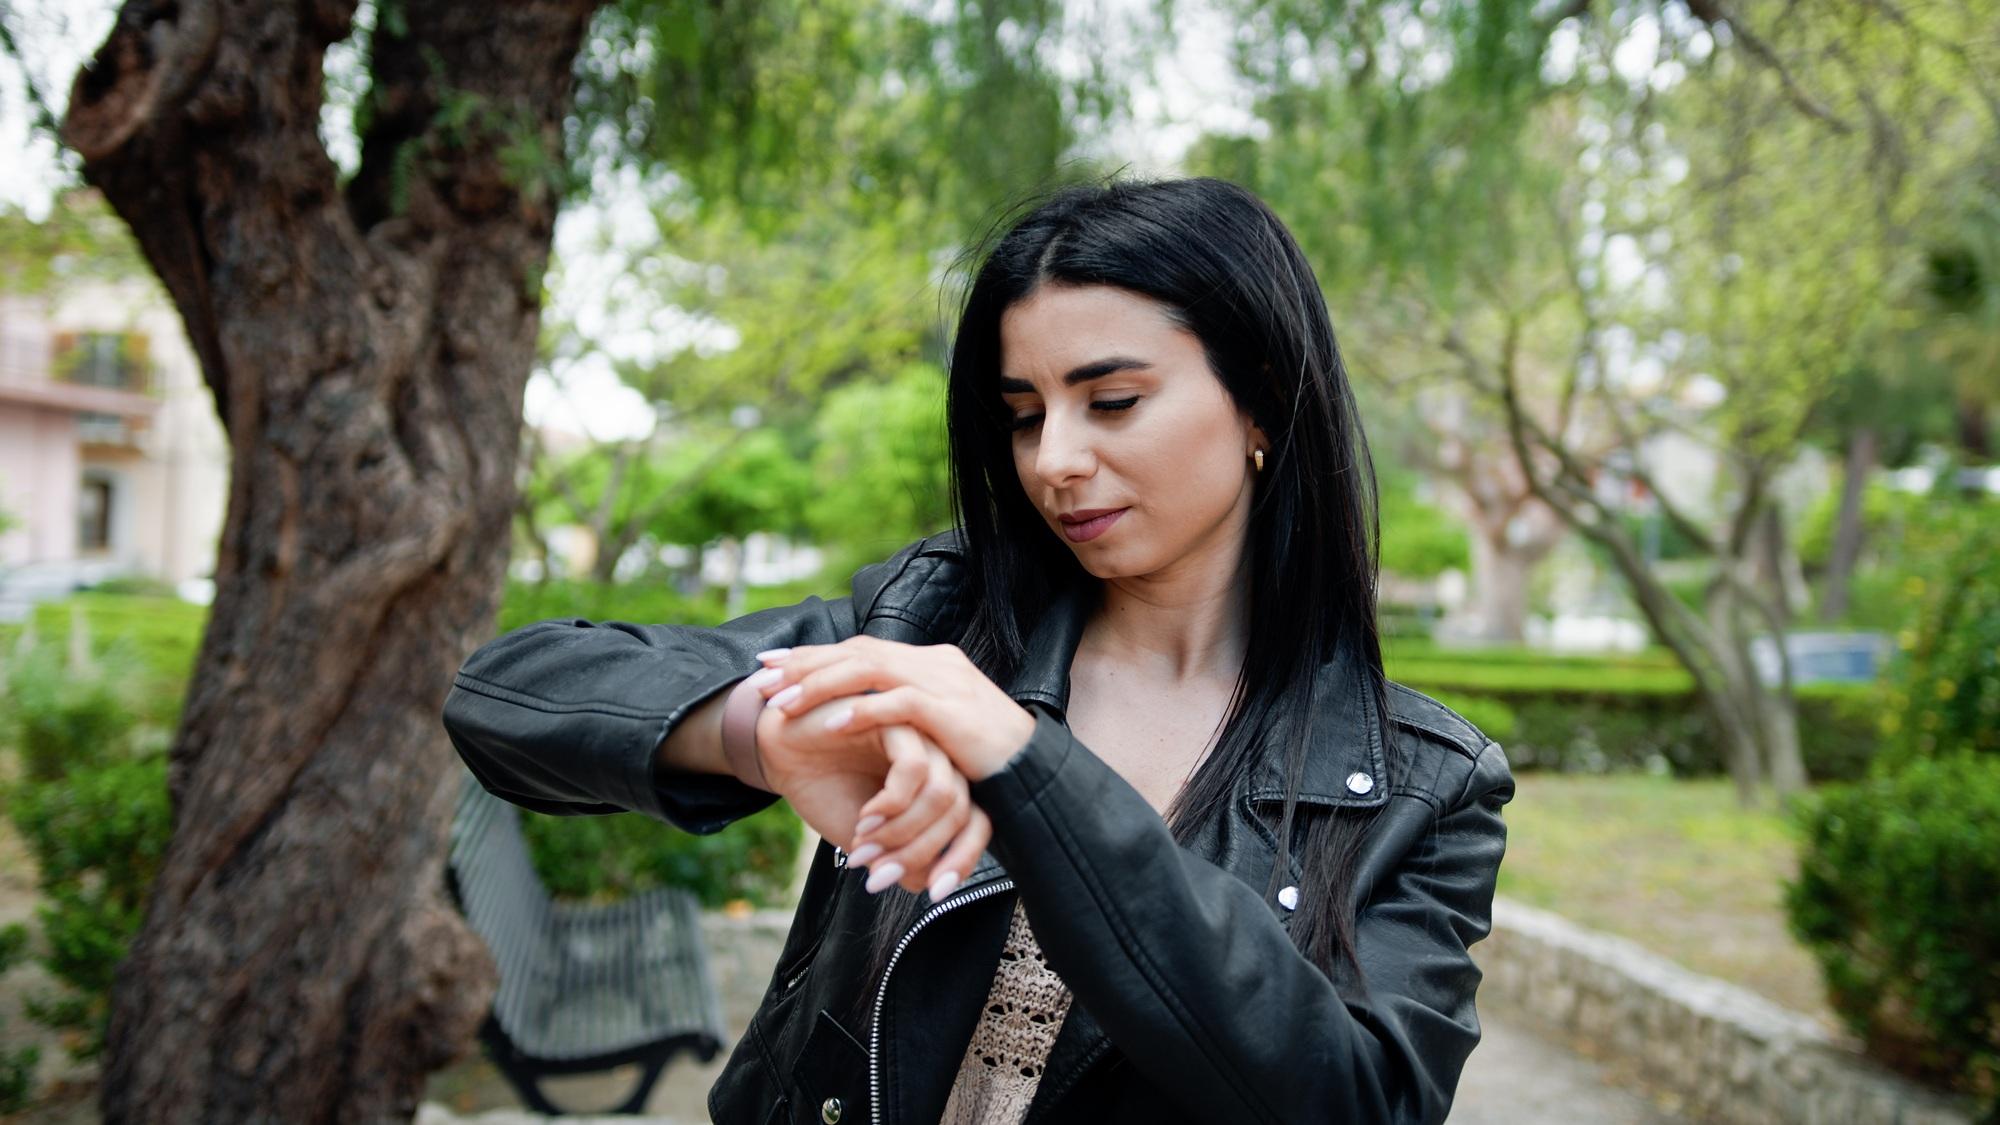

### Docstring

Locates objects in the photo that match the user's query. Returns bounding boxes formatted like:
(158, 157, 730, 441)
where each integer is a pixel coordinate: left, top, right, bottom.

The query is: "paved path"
(1452, 1005, 1689, 1124)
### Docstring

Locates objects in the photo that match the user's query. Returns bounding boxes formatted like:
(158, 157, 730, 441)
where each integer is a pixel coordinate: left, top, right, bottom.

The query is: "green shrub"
(3, 632, 142, 781)
(1878, 515, 2000, 765)
(520, 799, 804, 909)
(1785, 752, 2000, 1112)
(1423, 691, 1517, 744)
(1388, 659, 1879, 782)
(0, 923, 41, 1113)
(498, 578, 727, 634)
(3, 754, 171, 1061)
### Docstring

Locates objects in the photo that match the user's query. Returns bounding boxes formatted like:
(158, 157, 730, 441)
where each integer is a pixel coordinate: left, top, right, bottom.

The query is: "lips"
(1059, 507, 1127, 543)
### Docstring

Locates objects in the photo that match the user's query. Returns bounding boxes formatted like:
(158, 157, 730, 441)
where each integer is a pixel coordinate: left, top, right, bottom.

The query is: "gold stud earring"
(1253, 449, 1265, 472)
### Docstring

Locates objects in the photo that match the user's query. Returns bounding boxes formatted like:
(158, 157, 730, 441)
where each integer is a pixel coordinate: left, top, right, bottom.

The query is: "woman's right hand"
(754, 696, 988, 898)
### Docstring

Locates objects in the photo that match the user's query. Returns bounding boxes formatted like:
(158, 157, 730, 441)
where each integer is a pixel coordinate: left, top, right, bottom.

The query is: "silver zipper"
(867, 876, 1017, 1125)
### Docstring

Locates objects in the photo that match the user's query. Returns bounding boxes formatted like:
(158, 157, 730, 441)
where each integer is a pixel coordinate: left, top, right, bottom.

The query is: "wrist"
(720, 675, 775, 792)
(965, 706, 1039, 782)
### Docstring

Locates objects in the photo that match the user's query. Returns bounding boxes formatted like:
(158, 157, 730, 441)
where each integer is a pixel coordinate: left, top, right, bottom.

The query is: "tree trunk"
(62, 0, 599, 1119)
(1461, 531, 1537, 643)
(1958, 391, 1992, 460)
(725, 535, 750, 619)
(1819, 424, 1874, 622)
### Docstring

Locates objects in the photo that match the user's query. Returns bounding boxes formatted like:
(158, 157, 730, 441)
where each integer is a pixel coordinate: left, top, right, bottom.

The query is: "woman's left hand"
(752, 637, 1037, 782)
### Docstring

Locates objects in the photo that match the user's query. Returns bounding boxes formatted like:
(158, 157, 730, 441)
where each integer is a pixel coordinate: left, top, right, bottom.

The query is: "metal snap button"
(1345, 771, 1374, 795)
(1277, 885, 1300, 911)
(821, 1095, 844, 1123)
(833, 846, 848, 869)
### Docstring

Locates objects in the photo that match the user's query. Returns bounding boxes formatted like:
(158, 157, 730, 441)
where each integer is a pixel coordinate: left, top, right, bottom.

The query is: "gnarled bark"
(61, 0, 599, 1119)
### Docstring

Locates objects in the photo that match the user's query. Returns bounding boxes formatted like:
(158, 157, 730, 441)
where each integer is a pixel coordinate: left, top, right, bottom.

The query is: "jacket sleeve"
(441, 534, 948, 835)
(965, 706, 1513, 1125)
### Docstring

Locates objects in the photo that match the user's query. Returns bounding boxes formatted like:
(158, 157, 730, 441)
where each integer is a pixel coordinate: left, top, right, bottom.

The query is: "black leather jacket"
(441, 529, 1514, 1125)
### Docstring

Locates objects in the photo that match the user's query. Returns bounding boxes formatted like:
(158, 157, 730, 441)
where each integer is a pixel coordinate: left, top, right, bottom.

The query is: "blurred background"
(0, 0, 1994, 1122)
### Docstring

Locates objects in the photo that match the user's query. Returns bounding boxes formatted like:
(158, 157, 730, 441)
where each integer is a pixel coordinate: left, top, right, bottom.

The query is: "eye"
(1006, 396, 1141, 434)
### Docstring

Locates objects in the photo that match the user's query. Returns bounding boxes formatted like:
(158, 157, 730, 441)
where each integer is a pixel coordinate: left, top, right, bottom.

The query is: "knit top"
(939, 897, 1074, 1124)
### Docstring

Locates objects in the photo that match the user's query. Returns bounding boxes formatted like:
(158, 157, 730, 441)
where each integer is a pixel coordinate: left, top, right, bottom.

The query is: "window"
(57, 331, 148, 392)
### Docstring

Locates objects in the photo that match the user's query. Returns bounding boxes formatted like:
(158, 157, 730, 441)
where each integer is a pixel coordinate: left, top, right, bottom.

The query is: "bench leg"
(487, 1044, 680, 1117)
(610, 1050, 672, 1116)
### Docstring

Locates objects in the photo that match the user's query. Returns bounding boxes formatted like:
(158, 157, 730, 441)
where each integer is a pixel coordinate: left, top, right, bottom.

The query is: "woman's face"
(998, 283, 1268, 580)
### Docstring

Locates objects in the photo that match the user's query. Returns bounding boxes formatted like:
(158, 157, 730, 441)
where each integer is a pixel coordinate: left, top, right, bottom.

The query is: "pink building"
(0, 284, 228, 615)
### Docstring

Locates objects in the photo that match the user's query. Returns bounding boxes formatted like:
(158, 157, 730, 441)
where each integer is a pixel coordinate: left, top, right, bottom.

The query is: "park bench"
(444, 768, 727, 1115)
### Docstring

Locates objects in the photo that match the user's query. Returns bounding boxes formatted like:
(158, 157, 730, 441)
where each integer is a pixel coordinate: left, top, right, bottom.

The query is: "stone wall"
(1475, 897, 1975, 1125)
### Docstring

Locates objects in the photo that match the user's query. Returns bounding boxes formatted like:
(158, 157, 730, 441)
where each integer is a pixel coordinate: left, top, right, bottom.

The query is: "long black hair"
(855, 174, 1402, 1021)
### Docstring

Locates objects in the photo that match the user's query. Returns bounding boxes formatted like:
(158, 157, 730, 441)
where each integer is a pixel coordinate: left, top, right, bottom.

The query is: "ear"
(1246, 416, 1271, 456)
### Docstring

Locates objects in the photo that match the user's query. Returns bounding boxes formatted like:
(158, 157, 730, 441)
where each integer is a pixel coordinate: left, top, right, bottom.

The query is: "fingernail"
(854, 815, 884, 836)
(744, 666, 783, 689)
(769, 684, 802, 709)
(927, 870, 961, 902)
(865, 862, 904, 894)
(847, 843, 883, 867)
(824, 707, 852, 730)
(756, 648, 792, 661)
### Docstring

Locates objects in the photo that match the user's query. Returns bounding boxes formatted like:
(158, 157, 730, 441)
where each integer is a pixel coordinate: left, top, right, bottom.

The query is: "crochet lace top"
(940, 897, 1074, 1124)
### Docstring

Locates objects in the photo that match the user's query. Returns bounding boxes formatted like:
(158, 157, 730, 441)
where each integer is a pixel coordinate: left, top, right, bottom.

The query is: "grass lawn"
(1495, 772, 1837, 1030)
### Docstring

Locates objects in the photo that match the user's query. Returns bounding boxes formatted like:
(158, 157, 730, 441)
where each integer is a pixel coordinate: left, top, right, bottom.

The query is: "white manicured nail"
(847, 843, 883, 867)
(745, 667, 783, 689)
(854, 815, 884, 835)
(769, 684, 802, 709)
(865, 862, 904, 894)
(927, 870, 961, 902)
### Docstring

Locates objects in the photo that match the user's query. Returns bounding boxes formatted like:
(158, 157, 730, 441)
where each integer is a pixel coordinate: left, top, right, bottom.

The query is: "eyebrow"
(997, 356, 1153, 394)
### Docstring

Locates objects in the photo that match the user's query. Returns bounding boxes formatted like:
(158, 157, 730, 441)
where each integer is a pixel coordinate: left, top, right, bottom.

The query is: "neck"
(1083, 518, 1254, 685)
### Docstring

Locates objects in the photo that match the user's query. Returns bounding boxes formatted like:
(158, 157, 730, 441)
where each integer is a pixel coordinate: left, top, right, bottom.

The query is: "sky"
(1, 0, 1260, 442)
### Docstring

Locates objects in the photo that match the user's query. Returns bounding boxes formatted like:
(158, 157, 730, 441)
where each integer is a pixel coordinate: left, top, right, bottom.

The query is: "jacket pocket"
(769, 845, 851, 1000)
(788, 1008, 869, 1125)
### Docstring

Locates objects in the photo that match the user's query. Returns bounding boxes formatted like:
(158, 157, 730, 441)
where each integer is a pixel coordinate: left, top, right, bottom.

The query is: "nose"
(1033, 409, 1096, 488)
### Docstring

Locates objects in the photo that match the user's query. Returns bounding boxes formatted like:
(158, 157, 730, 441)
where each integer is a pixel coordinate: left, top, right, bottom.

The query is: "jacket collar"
(999, 577, 1390, 811)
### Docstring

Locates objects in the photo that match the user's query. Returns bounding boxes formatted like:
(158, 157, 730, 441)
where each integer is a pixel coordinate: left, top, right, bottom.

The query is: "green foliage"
(1422, 691, 1516, 744)
(3, 754, 171, 1062)
(0, 192, 149, 295)
(499, 578, 725, 634)
(580, 0, 1107, 238)
(1377, 474, 1470, 580)
(662, 427, 815, 546)
(805, 363, 954, 575)
(16, 594, 207, 728)
(1878, 508, 2000, 764)
(520, 798, 804, 909)
(2, 632, 141, 783)
(1386, 641, 1880, 780)
(0, 922, 40, 1113)
(1785, 753, 2000, 1111)
(1796, 485, 1993, 629)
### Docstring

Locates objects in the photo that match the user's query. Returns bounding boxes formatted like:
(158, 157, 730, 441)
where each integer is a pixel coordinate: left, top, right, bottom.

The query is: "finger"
(844, 729, 928, 857)
(753, 634, 892, 678)
(757, 637, 929, 712)
(767, 655, 900, 717)
(876, 776, 972, 895)
(855, 726, 929, 821)
(857, 738, 962, 856)
(822, 683, 953, 745)
(864, 747, 969, 895)
(924, 806, 992, 901)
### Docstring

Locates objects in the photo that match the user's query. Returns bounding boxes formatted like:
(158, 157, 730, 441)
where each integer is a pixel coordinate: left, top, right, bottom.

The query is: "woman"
(441, 176, 1513, 1125)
